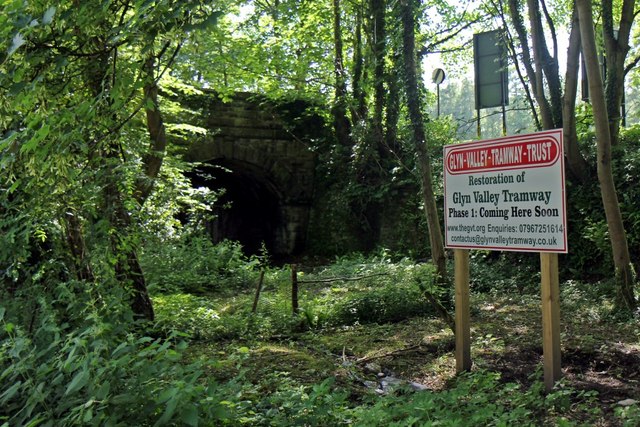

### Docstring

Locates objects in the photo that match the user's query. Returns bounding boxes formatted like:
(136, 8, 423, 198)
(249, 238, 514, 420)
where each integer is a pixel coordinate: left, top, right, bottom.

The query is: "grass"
(150, 255, 640, 426)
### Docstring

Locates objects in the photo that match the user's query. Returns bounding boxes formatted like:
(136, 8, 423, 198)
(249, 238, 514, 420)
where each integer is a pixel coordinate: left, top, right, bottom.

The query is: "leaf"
(185, 11, 223, 32)
(42, 7, 56, 25)
(64, 369, 89, 396)
(157, 387, 178, 404)
(34, 229, 47, 242)
(7, 33, 25, 56)
(24, 418, 46, 427)
(4, 323, 15, 334)
(7, 179, 20, 195)
(21, 123, 50, 154)
(154, 395, 178, 426)
(82, 407, 93, 423)
(95, 382, 110, 400)
(0, 381, 22, 404)
(181, 404, 199, 426)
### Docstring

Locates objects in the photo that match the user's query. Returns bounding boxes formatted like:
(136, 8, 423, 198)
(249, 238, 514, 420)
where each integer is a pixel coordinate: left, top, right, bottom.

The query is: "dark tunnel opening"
(186, 162, 282, 257)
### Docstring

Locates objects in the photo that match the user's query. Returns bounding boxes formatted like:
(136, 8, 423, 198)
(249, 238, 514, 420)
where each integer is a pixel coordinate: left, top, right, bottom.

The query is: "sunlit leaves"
(0, 0, 224, 298)
(7, 33, 26, 56)
(42, 6, 56, 25)
(172, 0, 335, 101)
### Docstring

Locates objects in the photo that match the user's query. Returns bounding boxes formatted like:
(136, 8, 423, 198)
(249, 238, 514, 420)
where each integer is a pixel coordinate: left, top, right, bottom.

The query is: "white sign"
(444, 129, 567, 253)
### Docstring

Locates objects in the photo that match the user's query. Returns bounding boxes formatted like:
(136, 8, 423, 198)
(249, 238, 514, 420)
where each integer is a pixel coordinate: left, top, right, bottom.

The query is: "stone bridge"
(168, 89, 322, 256)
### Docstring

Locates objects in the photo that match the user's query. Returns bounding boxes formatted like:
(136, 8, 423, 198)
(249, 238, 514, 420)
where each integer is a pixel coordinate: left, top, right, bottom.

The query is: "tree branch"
(624, 53, 640, 75)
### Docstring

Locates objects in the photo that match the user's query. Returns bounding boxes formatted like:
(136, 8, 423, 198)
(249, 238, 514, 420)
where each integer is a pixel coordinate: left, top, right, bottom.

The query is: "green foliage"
(151, 266, 300, 341)
(469, 251, 540, 294)
(563, 127, 640, 280)
(141, 236, 260, 294)
(153, 293, 224, 339)
(297, 254, 441, 328)
(216, 368, 603, 426)
(325, 277, 434, 326)
(0, 288, 236, 426)
(615, 403, 640, 427)
(172, 0, 335, 102)
(235, 377, 352, 426)
(308, 109, 462, 257)
(350, 370, 600, 426)
(152, 290, 301, 342)
(137, 158, 222, 239)
(149, 253, 444, 341)
(615, 127, 640, 268)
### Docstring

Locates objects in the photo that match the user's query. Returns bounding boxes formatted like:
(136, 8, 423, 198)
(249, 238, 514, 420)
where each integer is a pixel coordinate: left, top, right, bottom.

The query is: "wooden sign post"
(540, 253, 561, 389)
(444, 130, 567, 391)
(454, 249, 471, 372)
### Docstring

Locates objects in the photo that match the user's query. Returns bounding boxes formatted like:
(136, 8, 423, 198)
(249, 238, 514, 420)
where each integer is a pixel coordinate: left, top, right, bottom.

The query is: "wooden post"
(291, 264, 299, 314)
(540, 252, 561, 391)
(455, 249, 472, 373)
(251, 270, 265, 313)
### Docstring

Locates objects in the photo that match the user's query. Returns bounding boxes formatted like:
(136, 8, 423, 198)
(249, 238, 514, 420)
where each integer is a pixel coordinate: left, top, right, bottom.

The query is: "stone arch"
(179, 91, 318, 256)
(190, 159, 291, 256)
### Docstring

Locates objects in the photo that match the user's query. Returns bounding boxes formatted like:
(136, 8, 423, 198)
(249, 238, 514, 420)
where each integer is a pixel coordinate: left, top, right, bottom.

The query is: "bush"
(350, 370, 600, 426)
(326, 281, 433, 326)
(469, 251, 539, 294)
(562, 126, 640, 281)
(222, 369, 602, 426)
(0, 287, 236, 426)
(141, 236, 261, 294)
(153, 293, 229, 339)
(616, 403, 640, 427)
(237, 377, 352, 426)
(150, 254, 446, 339)
(300, 254, 443, 328)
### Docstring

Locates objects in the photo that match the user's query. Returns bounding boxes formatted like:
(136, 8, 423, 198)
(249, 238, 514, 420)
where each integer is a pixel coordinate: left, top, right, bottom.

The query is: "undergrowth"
(3, 245, 638, 426)
(151, 251, 445, 341)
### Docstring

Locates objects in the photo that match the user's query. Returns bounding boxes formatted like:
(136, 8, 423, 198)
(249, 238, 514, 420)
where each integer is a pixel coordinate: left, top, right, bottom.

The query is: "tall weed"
(0, 285, 235, 426)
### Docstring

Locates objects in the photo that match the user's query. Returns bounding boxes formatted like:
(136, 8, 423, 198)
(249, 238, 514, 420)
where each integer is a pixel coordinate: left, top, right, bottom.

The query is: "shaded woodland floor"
(183, 287, 639, 426)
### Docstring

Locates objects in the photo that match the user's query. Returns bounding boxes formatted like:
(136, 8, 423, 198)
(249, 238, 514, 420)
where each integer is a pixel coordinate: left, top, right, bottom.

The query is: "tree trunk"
(135, 53, 169, 205)
(502, 23, 541, 130)
(400, 0, 445, 279)
(85, 31, 155, 322)
(332, 0, 352, 148)
(291, 264, 299, 314)
(509, 0, 553, 128)
(562, 6, 591, 182)
(508, 1, 590, 179)
(372, 0, 386, 150)
(400, 0, 454, 331)
(352, 2, 367, 122)
(64, 210, 95, 282)
(105, 177, 155, 322)
(525, 0, 559, 128)
(602, 0, 635, 145)
(508, 0, 565, 129)
(385, 57, 401, 154)
(531, 0, 563, 127)
(577, 0, 636, 311)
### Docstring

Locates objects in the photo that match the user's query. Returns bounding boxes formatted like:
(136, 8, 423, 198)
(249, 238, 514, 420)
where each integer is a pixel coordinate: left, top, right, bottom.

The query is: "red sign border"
(445, 136, 560, 175)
